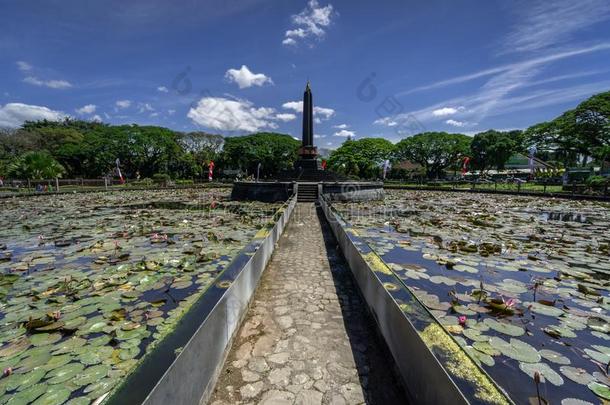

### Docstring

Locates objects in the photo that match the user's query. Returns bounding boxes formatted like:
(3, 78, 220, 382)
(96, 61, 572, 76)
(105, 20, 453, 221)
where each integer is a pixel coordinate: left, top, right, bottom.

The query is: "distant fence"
(384, 179, 610, 201)
(0, 178, 232, 198)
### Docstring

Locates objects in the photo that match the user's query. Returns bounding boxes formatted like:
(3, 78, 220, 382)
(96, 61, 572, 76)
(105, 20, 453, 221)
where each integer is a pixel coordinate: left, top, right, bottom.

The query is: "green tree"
(470, 130, 517, 172)
(7, 151, 66, 180)
(328, 138, 395, 179)
(220, 133, 299, 176)
(525, 91, 610, 167)
(394, 132, 471, 179)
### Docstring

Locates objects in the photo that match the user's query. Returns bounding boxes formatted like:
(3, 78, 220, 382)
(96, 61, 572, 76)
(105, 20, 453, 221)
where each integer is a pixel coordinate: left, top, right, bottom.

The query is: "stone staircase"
(297, 182, 318, 202)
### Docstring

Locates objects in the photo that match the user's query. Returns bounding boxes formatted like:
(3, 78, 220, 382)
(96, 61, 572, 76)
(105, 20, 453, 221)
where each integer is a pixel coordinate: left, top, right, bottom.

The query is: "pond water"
(333, 190, 610, 405)
(0, 189, 281, 404)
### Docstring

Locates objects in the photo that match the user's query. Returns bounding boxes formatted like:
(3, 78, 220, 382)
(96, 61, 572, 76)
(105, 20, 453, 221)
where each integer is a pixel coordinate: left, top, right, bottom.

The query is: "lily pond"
(334, 190, 610, 405)
(0, 189, 281, 405)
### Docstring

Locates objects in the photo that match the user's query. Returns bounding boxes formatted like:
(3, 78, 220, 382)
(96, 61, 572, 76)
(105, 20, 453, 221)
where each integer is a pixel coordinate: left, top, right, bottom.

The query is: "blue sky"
(1, 0, 610, 148)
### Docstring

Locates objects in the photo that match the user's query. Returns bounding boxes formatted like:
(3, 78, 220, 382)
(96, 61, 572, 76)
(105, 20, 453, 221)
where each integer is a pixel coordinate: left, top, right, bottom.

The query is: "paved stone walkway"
(210, 203, 406, 405)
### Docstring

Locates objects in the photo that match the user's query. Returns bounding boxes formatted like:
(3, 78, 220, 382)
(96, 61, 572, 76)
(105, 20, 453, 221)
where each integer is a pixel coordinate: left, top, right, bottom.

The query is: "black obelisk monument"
(302, 81, 313, 147)
(295, 81, 319, 170)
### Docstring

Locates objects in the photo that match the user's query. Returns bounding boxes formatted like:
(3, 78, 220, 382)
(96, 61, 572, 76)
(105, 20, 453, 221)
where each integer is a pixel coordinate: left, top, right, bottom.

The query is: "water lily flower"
(3, 367, 12, 377)
(502, 295, 517, 309)
(458, 315, 467, 326)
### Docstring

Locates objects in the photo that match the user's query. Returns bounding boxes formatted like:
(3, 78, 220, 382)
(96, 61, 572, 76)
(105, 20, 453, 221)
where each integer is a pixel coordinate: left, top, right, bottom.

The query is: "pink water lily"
(503, 296, 517, 309)
(458, 315, 467, 326)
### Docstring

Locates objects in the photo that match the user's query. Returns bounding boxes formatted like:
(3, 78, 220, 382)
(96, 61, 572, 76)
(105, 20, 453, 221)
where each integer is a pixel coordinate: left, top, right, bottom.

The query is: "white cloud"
(0, 103, 65, 128)
(282, 100, 335, 121)
(432, 107, 463, 117)
(445, 119, 466, 127)
(334, 129, 355, 137)
(187, 97, 278, 132)
(283, 0, 336, 47)
(503, 0, 610, 54)
(282, 101, 301, 112)
(138, 103, 154, 113)
(16, 61, 32, 72)
(76, 104, 97, 115)
(157, 86, 169, 93)
(398, 43, 610, 96)
(225, 65, 273, 89)
(23, 76, 72, 89)
(115, 100, 131, 109)
(314, 106, 334, 120)
(91, 114, 102, 122)
(314, 134, 325, 138)
(168, 109, 176, 115)
(333, 123, 348, 129)
(388, 43, 610, 128)
(374, 117, 398, 127)
(275, 113, 297, 122)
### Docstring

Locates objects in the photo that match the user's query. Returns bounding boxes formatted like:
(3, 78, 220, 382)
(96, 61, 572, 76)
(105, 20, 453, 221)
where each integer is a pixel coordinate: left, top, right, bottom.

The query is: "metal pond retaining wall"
(105, 195, 297, 405)
(318, 195, 513, 405)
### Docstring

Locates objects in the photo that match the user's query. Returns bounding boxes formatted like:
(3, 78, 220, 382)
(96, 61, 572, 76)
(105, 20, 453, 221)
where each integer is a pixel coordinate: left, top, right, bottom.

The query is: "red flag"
(461, 157, 470, 175)
(208, 160, 215, 181)
(321, 160, 327, 170)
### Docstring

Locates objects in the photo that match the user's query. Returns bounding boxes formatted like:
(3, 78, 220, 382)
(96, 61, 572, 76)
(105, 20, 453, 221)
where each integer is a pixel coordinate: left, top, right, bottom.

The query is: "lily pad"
(32, 385, 71, 405)
(30, 333, 62, 347)
(588, 381, 610, 400)
(45, 362, 85, 384)
(519, 362, 564, 386)
(539, 349, 570, 365)
(484, 318, 525, 337)
(490, 336, 541, 363)
(560, 366, 596, 385)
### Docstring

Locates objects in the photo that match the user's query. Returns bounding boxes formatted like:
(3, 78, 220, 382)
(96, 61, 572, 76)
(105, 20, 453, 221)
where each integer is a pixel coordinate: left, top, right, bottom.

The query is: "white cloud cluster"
(282, 100, 335, 121)
(16, 61, 32, 72)
(76, 104, 96, 115)
(283, 0, 335, 46)
(373, 117, 398, 127)
(445, 119, 466, 127)
(115, 100, 132, 109)
(157, 86, 169, 93)
(225, 65, 273, 89)
(0, 103, 65, 128)
(23, 76, 72, 89)
(188, 97, 282, 132)
(432, 107, 463, 117)
(334, 129, 355, 138)
(275, 113, 297, 122)
(333, 123, 348, 129)
(138, 103, 154, 113)
(504, 0, 610, 54)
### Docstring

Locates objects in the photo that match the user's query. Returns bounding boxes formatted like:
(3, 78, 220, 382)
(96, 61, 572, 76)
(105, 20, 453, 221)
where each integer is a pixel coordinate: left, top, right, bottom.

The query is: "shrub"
(586, 175, 608, 187)
(152, 173, 171, 183)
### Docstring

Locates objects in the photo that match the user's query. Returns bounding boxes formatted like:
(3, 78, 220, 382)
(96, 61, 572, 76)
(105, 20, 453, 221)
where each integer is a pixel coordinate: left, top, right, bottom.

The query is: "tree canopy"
(327, 138, 394, 178)
(524, 91, 610, 167)
(470, 130, 519, 173)
(219, 133, 300, 177)
(394, 132, 471, 178)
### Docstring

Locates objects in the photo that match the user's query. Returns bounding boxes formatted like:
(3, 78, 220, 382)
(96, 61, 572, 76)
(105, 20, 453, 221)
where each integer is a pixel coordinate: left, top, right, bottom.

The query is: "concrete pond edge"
(105, 195, 298, 405)
(318, 194, 513, 405)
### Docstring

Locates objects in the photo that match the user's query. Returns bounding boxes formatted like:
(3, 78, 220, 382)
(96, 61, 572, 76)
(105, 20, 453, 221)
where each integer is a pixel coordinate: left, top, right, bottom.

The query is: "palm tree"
(7, 151, 66, 182)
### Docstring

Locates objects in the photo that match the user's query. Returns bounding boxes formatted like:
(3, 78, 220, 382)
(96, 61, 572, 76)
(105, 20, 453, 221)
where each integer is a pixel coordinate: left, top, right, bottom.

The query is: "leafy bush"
(152, 173, 171, 183)
(586, 175, 608, 187)
(175, 179, 194, 185)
